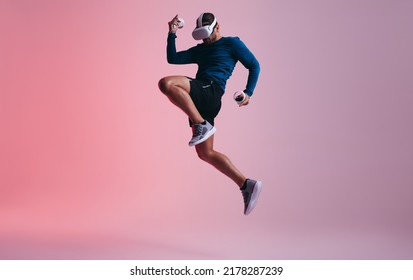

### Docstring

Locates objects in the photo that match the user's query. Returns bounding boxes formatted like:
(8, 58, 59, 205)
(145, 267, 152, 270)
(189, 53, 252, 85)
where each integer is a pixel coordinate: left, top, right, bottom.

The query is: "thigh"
(164, 75, 191, 93)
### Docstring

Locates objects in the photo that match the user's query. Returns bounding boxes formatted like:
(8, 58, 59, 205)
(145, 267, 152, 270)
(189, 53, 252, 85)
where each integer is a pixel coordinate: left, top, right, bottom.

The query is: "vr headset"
(192, 13, 217, 40)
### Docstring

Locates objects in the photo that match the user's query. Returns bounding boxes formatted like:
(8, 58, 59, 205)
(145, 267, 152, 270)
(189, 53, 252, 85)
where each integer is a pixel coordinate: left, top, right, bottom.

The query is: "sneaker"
(242, 179, 263, 215)
(188, 121, 216, 146)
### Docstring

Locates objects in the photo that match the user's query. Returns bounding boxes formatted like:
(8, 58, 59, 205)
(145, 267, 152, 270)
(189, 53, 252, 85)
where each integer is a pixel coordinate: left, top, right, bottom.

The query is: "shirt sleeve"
(167, 33, 196, 65)
(232, 37, 260, 96)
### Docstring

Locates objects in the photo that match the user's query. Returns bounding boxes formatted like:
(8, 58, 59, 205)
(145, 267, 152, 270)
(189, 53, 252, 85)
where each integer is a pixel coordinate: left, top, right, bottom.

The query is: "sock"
(241, 179, 248, 190)
(193, 120, 206, 125)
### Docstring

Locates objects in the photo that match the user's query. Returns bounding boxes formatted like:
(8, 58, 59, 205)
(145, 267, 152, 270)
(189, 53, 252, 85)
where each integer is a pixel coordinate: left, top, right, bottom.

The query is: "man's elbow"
(167, 54, 179, 64)
(251, 60, 260, 73)
(255, 60, 261, 71)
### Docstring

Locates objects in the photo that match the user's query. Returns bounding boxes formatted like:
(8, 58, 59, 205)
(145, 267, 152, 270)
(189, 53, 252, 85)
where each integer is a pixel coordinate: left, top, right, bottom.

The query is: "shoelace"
(192, 124, 203, 137)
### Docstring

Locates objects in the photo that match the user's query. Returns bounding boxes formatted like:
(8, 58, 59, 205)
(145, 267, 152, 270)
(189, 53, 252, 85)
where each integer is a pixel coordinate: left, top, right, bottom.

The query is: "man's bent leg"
(195, 135, 247, 188)
(158, 76, 204, 124)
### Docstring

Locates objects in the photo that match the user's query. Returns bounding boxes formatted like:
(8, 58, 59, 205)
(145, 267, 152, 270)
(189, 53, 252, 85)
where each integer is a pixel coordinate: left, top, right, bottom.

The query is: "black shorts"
(188, 78, 224, 126)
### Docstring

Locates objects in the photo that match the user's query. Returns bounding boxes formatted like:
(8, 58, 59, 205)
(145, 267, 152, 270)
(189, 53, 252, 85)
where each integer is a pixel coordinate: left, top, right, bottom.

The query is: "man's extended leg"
(196, 135, 247, 187)
(195, 135, 246, 187)
(195, 135, 262, 215)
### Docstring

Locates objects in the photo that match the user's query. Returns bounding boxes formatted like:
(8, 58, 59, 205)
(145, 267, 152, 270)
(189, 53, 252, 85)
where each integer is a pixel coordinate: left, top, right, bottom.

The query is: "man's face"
(202, 21, 216, 45)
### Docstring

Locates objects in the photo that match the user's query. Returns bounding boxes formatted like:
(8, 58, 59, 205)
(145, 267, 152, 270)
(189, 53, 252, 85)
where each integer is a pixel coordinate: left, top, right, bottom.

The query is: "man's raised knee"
(158, 77, 170, 94)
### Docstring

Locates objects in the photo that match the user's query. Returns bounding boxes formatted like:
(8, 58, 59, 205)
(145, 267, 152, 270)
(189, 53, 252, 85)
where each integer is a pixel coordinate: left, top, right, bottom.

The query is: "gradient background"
(1, 0, 412, 259)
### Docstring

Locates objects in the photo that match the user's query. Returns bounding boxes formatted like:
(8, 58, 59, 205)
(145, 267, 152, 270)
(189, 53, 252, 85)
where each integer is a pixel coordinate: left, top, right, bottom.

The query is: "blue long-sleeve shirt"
(167, 33, 260, 96)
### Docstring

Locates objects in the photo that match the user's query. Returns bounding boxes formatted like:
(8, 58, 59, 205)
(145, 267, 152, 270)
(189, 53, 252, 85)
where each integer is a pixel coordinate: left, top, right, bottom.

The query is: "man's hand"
(239, 94, 250, 107)
(168, 15, 180, 34)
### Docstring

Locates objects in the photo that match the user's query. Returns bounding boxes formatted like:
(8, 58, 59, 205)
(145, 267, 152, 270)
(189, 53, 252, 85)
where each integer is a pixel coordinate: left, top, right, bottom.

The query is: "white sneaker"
(242, 179, 263, 215)
(188, 121, 216, 146)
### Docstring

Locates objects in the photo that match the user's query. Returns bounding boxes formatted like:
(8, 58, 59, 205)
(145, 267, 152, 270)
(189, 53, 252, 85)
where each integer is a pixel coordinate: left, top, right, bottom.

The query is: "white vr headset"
(192, 13, 217, 40)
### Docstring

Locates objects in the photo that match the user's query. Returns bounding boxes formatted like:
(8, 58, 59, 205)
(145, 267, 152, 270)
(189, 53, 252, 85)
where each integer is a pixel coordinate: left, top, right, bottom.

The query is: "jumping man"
(158, 13, 262, 215)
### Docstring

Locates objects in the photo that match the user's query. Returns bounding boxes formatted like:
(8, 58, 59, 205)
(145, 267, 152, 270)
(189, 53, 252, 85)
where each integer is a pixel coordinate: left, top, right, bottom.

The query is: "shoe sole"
(188, 126, 216, 146)
(245, 181, 262, 215)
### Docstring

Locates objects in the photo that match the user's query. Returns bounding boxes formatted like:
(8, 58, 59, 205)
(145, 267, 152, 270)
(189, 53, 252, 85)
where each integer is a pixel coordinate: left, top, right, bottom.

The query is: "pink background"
(1, 0, 412, 259)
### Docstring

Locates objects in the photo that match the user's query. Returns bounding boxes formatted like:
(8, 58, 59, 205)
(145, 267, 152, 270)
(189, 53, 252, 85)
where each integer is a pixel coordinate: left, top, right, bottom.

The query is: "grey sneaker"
(242, 179, 263, 215)
(188, 121, 216, 146)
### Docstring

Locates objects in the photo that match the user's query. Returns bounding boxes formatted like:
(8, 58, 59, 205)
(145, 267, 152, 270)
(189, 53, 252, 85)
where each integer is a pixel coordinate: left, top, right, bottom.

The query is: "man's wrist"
(244, 89, 252, 96)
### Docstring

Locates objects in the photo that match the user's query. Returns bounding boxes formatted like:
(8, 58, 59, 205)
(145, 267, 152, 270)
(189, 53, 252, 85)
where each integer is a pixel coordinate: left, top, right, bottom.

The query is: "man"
(158, 13, 262, 215)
